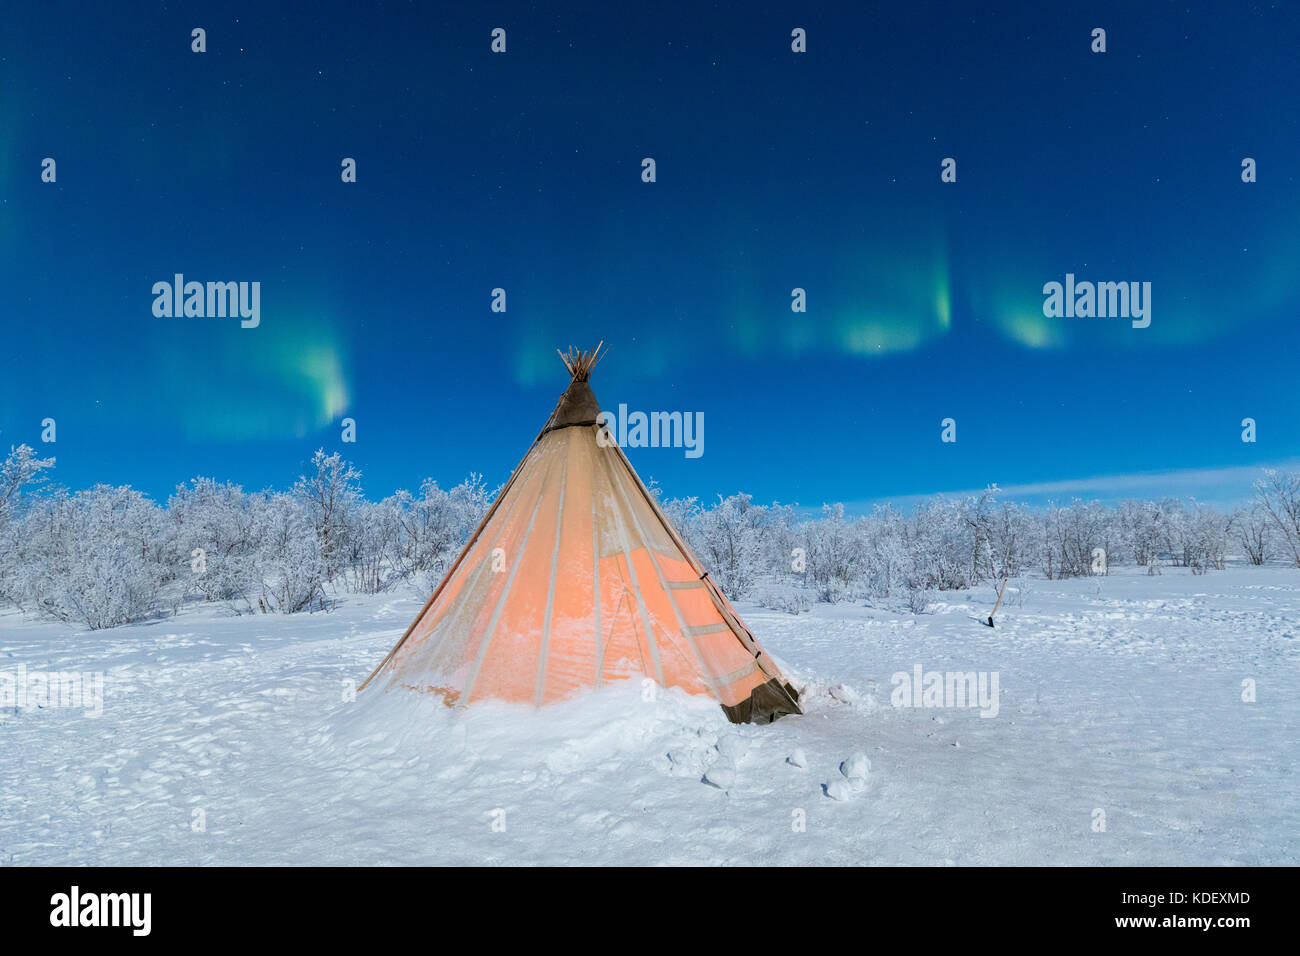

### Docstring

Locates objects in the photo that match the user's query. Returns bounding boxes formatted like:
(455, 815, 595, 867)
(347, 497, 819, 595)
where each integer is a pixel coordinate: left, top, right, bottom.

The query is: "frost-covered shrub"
(665, 484, 1259, 606)
(1254, 470, 1300, 570)
(858, 506, 906, 600)
(684, 493, 766, 599)
(1187, 503, 1229, 574)
(168, 477, 258, 602)
(1, 440, 1289, 629)
(804, 503, 863, 598)
(293, 449, 363, 584)
(904, 586, 932, 615)
(0, 445, 57, 607)
(1117, 499, 1164, 568)
(248, 492, 327, 614)
(387, 474, 491, 579)
(10, 485, 168, 628)
(902, 498, 971, 590)
(1231, 504, 1272, 566)
(1041, 500, 1110, 579)
(755, 586, 810, 615)
(342, 498, 402, 594)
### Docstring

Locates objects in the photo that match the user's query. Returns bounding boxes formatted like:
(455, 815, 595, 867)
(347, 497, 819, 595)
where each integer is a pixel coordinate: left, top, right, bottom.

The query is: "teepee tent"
(360, 345, 801, 723)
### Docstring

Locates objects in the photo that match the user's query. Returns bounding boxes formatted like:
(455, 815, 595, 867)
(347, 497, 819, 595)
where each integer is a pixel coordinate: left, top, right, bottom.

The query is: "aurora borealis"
(1, 1, 1297, 507)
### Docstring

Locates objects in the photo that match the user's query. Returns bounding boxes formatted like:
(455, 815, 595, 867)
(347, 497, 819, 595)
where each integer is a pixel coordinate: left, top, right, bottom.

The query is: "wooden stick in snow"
(987, 577, 1009, 627)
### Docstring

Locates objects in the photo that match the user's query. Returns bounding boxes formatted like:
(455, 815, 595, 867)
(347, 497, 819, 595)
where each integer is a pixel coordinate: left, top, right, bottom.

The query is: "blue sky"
(2, 1, 1297, 509)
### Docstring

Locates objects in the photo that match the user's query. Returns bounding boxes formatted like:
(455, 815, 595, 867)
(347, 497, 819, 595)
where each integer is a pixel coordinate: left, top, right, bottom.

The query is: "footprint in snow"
(715, 734, 750, 759)
(840, 752, 870, 789)
(823, 779, 853, 801)
(702, 761, 736, 790)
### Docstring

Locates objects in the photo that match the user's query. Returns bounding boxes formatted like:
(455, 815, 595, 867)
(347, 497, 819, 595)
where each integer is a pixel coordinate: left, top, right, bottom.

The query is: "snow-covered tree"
(9, 485, 168, 628)
(803, 503, 864, 602)
(389, 474, 491, 577)
(0, 444, 56, 526)
(1231, 503, 1272, 566)
(1254, 469, 1300, 569)
(168, 477, 258, 602)
(344, 498, 402, 594)
(293, 449, 363, 583)
(249, 492, 327, 613)
(690, 493, 766, 599)
(1186, 503, 1229, 574)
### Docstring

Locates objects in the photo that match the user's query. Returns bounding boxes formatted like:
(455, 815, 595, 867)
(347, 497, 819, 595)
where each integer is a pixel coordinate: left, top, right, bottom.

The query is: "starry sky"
(2, 1, 1297, 509)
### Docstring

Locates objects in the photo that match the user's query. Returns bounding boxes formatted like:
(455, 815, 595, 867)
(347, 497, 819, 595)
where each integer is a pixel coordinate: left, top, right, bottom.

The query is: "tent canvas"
(361, 345, 801, 724)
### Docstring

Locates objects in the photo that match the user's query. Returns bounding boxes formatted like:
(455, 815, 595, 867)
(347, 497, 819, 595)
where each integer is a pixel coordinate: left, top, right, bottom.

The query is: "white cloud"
(838, 459, 1300, 514)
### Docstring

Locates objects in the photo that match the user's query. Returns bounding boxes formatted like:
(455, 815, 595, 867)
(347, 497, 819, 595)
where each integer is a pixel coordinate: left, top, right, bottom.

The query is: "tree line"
(1, 444, 1298, 629)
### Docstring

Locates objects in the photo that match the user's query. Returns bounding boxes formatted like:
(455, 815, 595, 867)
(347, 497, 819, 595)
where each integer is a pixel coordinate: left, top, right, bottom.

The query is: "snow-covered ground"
(1, 566, 1295, 866)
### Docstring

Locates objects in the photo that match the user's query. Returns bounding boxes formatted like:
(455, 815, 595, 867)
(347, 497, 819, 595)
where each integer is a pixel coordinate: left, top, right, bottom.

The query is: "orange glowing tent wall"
(360, 346, 801, 724)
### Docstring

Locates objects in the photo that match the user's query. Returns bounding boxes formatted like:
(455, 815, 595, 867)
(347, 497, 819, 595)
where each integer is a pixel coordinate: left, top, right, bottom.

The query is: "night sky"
(2, 1, 1297, 509)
